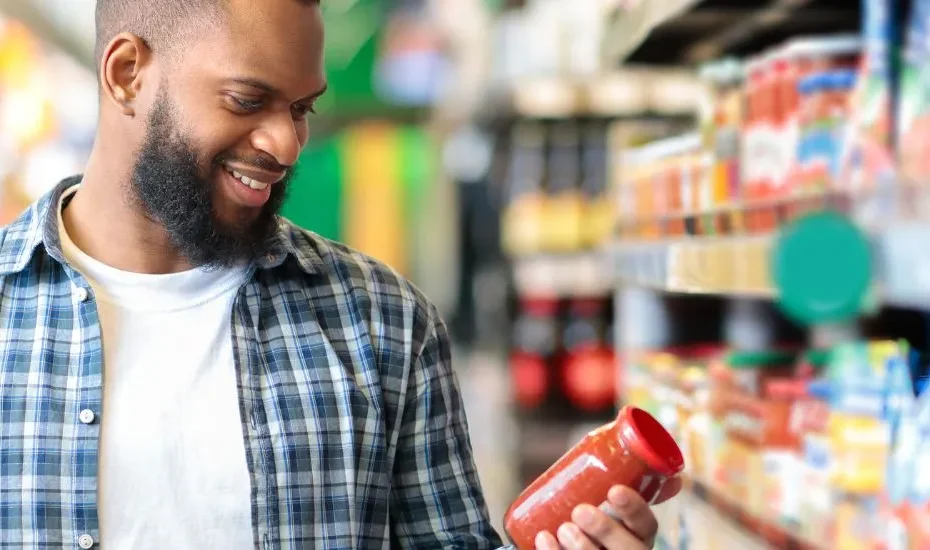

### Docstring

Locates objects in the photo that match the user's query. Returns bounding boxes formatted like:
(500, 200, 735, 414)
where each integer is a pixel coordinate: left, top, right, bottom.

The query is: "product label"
(724, 410, 766, 443)
(763, 451, 800, 524)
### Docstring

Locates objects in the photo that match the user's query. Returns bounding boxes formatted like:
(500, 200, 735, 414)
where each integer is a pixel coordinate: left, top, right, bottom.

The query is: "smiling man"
(0, 0, 676, 548)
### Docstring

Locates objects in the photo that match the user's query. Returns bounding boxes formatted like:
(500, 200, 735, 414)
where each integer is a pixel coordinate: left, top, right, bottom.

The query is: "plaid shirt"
(0, 177, 504, 549)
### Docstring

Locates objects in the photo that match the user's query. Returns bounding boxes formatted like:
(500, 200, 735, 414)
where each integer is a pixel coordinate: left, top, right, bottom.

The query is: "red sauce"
(503, 407, 684, 549)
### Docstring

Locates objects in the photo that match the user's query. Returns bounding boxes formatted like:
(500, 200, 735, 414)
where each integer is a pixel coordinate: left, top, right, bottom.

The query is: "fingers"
(654, 476, 683, 505)
(535, 483, 673, 550)
(566, 503, 649, 549)
(534, 531, 560, 550)
(606, 486, 659, 545)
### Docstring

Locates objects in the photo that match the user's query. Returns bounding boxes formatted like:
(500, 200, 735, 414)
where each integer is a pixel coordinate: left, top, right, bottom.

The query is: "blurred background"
(3, 0, 930, 548)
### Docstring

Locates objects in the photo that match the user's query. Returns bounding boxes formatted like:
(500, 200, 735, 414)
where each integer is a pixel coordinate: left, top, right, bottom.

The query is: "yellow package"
(829, 412, 890, 494)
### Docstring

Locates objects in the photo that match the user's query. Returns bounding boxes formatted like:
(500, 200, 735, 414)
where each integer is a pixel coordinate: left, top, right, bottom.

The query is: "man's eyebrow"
(230, 78, 328, 101)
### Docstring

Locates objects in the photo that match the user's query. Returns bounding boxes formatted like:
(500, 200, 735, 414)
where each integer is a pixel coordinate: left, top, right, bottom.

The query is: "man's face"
(130, 0, 326, 268)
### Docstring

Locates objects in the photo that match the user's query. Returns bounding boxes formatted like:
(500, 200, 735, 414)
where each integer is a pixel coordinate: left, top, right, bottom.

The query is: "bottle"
(503, 406, 684, 549)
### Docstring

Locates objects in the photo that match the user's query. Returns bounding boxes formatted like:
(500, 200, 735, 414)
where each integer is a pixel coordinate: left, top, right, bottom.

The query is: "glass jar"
(503, 406, 684, 549)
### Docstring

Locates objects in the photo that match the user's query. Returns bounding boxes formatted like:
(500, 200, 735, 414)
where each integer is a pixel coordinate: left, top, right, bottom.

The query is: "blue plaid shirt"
(0, 177, 504, 549)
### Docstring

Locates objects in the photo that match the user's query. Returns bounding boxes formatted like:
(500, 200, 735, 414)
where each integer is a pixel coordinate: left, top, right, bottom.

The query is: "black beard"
(129, 91, 289, 270)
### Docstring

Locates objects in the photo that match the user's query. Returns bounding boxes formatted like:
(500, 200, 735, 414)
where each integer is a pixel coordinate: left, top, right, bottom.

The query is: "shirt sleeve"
(389, 303, 507, 549)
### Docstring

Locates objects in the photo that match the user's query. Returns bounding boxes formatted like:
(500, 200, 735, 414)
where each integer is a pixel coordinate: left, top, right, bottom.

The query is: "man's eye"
(291, 104, 316, 118)
(230, 96, 265, 112)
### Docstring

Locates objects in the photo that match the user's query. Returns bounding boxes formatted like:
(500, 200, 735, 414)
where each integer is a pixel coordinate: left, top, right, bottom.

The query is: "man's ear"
(99, 32, 152, 117)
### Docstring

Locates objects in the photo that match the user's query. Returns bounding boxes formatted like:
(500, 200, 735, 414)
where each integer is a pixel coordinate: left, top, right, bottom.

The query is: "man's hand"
(533, 477, 683, 549)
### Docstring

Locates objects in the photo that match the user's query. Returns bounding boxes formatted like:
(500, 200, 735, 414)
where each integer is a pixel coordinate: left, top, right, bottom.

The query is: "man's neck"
(63, 157, 195, 275)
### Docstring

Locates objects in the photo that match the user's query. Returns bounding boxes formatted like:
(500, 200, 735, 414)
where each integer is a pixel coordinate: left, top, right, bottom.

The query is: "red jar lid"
(618, 407, 684, 477)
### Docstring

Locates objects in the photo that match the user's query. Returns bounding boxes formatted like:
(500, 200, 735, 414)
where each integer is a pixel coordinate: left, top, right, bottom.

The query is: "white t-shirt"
(59, 191, 254, 549)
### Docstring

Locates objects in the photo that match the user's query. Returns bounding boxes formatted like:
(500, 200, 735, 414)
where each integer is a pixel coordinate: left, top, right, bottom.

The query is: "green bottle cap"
(727, 350, 797, 369)
(771, 211, 872, 326)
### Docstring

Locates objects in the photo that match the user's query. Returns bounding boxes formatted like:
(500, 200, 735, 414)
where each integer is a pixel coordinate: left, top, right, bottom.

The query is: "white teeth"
(227, 168, 269, 190)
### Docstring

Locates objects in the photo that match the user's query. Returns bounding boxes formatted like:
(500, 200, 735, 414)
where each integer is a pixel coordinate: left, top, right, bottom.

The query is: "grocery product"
(698, 58, 743, 236)
(797, 379, 836, 547)
(742, 35, 863, 233)
(796, 70, 859, 194)
(826, 342, 900, 496)
(834, 495, 882, 550)
(725, 349, 797, 396)
(840, 0, 900, 191)
(561, 299, 615, 412)
(511, 353, 550, 410)
(897, 0, 930, 183)
(779, 34, 862, 132)
(878, 356, 917, 550)
(502, 123, 547, 256)
(510, 298, 560, 411)
(678, 365, 710, 481)
(616, 134, 704, 241)
(720, 389, 766, 518)
(580, 122, 614, 247)
(627, 340, 930, 550)
(543, 122, 583, 252)
(503, 406, 684, 549)
(760, 379, 807, 529)
(907, 382, 930, 548)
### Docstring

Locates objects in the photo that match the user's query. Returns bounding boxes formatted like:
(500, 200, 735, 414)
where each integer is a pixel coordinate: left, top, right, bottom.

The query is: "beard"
(129, 89, 290, 270)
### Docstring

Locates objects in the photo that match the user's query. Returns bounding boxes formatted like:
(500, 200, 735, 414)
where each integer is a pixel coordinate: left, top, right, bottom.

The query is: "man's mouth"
(221, 163, 286, 191)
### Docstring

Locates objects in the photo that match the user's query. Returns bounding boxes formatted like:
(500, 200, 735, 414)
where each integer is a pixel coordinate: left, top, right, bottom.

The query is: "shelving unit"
(655, 481, 775, 550)
(605, 0, 930, 549)
(602, 0, 704, 64)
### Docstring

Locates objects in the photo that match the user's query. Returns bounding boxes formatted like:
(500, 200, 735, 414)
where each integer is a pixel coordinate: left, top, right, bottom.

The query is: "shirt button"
(78, 409, 95, 425)
(73, 287, 89, 302)
(77, 534, 95, 549)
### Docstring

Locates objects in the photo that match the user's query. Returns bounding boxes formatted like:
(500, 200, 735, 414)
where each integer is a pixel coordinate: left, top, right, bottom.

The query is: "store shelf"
(623, 0, 860, 66)
(655, 489, 767, 550)
(481, 70, 706, 121)
(602, 0, 704, 64)
(512, 252, 614, 297)
(609, 236, 775, 298)
(610, 221, 930, 309)
(657, 477, 817, 550)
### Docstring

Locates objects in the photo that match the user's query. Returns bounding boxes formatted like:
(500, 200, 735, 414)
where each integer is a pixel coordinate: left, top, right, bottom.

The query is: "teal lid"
(727, 349, 797, 368)
(771, 211, 872, 326)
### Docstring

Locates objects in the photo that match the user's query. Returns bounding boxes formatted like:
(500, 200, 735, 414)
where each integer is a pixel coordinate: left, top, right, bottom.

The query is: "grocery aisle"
(6, 0, 930, 548)
(473, 0, 930, 548)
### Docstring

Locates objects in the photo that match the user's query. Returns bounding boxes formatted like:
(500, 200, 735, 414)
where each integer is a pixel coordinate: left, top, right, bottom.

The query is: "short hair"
(94, 0, 320, 71)
(94, 0, 226, 69)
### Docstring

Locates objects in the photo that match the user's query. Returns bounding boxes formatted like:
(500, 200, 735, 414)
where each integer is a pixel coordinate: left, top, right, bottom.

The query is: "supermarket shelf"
(609, 236, 776, 298)
(602, 0, 703, 64)
(481, 71, 705, 121)
(624, 0, 860, 65)
(657, 477, 817, 550)
(610, 222, 930, 310)
(655, 489, 767, 550)
(512, 252, 614, 298)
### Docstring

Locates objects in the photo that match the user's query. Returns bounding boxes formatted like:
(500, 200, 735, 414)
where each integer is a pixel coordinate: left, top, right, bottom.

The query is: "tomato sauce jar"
(503, 406, 684, 549)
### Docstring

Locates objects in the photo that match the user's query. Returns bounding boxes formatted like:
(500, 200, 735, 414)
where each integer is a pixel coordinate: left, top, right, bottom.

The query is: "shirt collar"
(0, 176, 324, 276)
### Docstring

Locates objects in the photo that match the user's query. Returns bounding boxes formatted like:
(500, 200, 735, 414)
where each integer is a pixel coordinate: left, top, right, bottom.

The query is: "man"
(0, 0, 679, 548)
